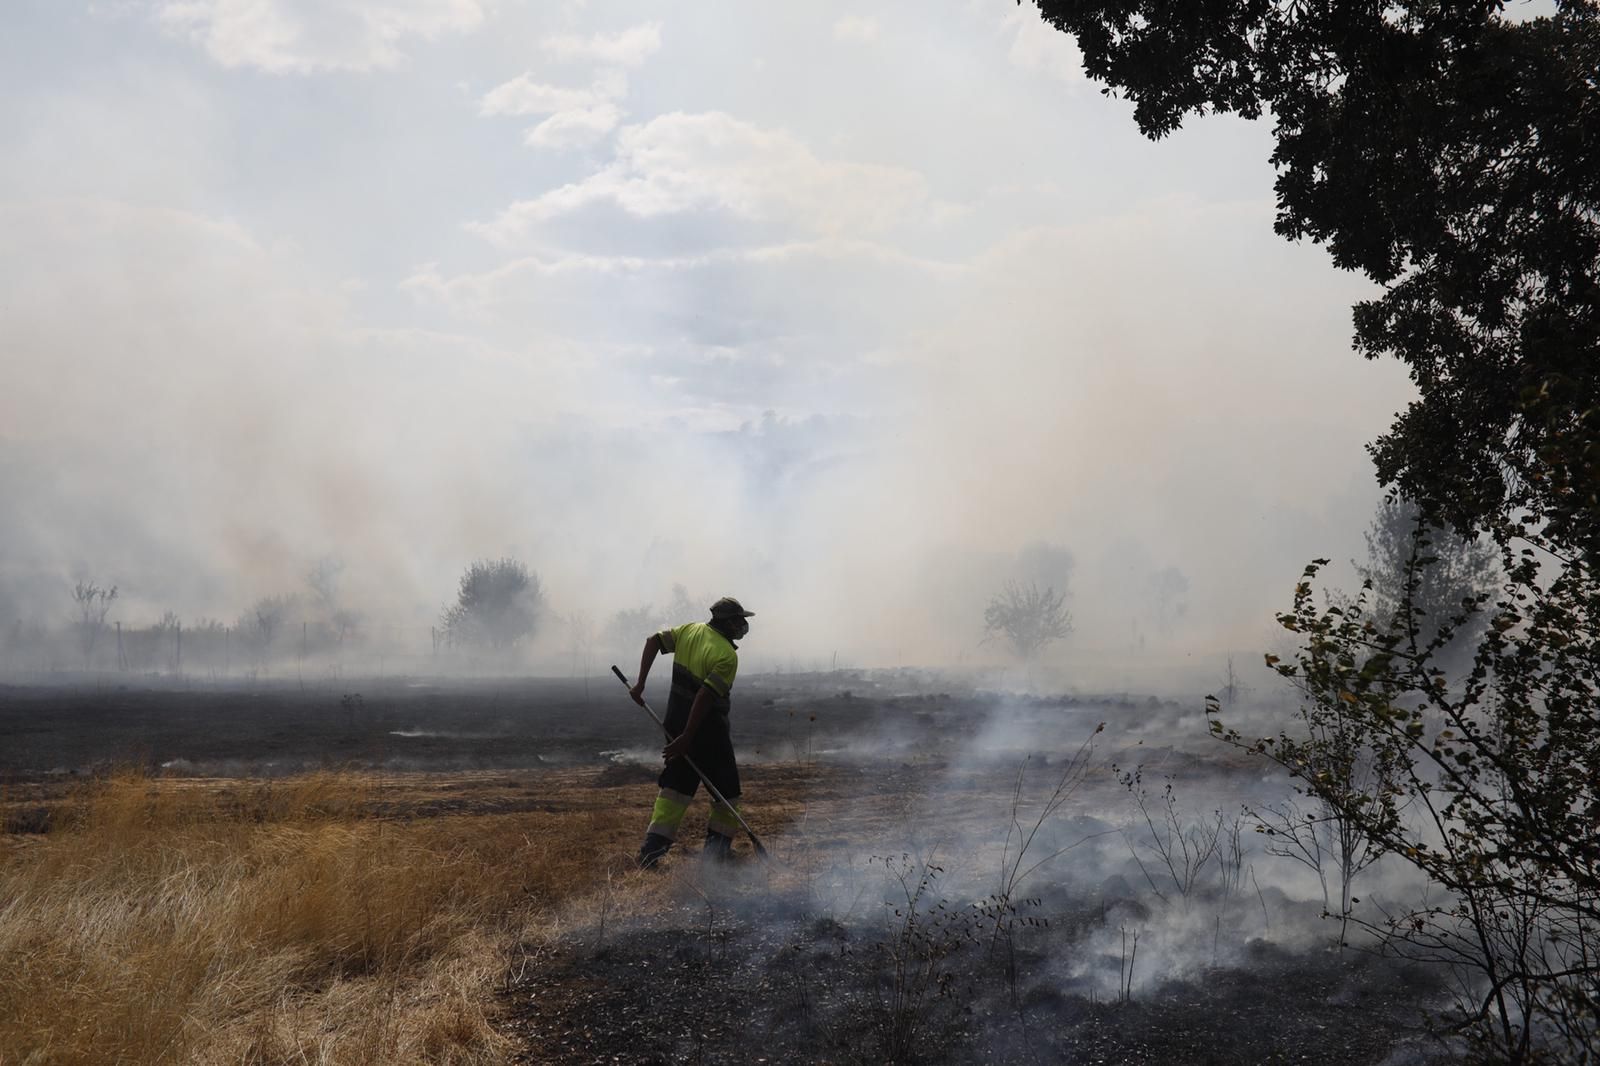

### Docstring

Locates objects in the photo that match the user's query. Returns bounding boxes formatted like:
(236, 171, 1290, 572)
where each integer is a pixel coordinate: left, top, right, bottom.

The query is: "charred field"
(1, 673, 1456, 1064)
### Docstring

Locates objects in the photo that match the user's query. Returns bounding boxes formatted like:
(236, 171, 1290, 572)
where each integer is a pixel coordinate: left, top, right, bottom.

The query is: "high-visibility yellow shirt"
(657, 621, 739, 698)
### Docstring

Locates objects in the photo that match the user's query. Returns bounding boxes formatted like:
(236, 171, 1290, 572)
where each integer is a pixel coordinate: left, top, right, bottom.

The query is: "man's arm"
(629, 634, 661, 705)
(663, 685, 716, 761)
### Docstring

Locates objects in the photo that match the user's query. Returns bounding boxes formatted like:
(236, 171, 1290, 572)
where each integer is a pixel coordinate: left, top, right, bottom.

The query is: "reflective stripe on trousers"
(706, 799, 741, 839)
(645, 788, 694, 840)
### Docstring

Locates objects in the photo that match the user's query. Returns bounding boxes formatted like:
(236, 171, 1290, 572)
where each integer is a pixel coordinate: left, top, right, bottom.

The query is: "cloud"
(157, 0, 486, 74)
(479, 69, 626, 117)
(524, 103, 622, 149)
(540, 22, 662, 67)
(481, 68, 627, 150)
(401, 239, 960, 324)
(474, 111, 947, 244)
(1002, 6, 1085, 83)
(832, 15, 879, 44)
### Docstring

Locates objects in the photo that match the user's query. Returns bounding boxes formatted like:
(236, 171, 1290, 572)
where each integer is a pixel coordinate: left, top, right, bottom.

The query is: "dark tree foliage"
(1031, 0, 1600, 558)
(1032, 2, 1600, 1059)
(442, 558, 543, 651)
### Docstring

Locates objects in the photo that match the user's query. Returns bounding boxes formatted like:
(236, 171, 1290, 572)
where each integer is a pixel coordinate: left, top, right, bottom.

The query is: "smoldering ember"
(1, 4, 1595, 1066)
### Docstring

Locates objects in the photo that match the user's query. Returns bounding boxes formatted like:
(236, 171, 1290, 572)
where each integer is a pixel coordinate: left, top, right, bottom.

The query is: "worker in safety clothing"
(629, 596, 754, 869)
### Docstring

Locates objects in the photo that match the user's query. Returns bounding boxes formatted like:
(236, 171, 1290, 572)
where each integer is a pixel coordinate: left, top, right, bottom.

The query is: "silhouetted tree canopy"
(1032, 0, 1599, 557)
(1043, 4, 1599, 1056)
(442, 558, 543, 651)
(1089, 4, 1600, 1055)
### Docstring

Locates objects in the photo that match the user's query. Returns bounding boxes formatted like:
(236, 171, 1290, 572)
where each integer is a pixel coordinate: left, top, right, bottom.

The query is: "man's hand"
(629, 683, 646, 706)
(662, 733, 692, 761)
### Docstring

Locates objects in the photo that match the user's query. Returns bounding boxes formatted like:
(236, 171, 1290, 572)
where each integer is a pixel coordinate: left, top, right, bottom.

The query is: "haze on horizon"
(0, 1, 1416, 684)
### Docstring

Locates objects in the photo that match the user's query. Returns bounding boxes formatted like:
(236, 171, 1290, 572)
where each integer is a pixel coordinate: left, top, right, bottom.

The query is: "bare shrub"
(1117, 768, 1227, 905)
(867, 852, 966, 1064)
(71, 579, 117, 670)
(993, 722, 1106, 943)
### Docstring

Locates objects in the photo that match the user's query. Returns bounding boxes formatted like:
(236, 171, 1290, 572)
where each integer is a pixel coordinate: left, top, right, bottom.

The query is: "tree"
(983, 581, 1072, 660)
(561, 610, 593, 680)
(602, 605, 658, 654)
(70, 580, 116, 671)
(1031, 0, 1600, 561)
(1213, 540, 1599, 1063)
(441, 558, 543, 651)
(1148, 565, 1190, 633)
(305, 556, 359, 647)
(1211, 607, 1408, 947)
(1216, 655, 1251, 708)
(1015, 541, 1075, 593)
(664, 583, 698, 623)
(153, 610, 182, 673)
(240, 595, 293, 671)
(1354, 495, 1499, 652)
(1032, 3, 1600, 1058)
(305, 556, 343, 610)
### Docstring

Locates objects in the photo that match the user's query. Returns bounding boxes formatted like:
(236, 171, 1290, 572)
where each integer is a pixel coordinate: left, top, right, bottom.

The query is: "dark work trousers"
(659, 682, 741, 804)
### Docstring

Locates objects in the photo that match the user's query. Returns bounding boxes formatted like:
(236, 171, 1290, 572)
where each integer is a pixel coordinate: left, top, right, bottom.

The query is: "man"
(630, 596, 754, 869)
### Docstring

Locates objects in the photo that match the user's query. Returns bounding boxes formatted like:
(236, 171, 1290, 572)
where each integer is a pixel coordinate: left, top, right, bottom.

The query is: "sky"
(0, 0, 1417, 679)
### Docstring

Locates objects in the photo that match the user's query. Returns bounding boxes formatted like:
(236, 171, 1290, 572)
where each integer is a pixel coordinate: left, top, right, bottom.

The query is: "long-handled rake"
(610, 665, 771, 862)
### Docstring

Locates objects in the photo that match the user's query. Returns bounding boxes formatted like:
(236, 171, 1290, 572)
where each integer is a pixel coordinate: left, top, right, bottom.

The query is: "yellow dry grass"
(0, 769, 641, 1066)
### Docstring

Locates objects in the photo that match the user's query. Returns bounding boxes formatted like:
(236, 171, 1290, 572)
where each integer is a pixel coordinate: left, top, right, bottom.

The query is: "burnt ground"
(1, 674, 1462, 1064)
(500, 870, 1450, 1066)
(0, 671, 1131, 778)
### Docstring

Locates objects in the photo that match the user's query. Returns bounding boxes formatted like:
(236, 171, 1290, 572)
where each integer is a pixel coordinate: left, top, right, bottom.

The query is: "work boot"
(702, 829, 733, 862)
(637, 832, 673, 870)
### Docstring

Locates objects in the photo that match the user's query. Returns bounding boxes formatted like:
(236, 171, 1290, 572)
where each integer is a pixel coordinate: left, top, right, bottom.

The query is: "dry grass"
(0, 769, 640, 1065)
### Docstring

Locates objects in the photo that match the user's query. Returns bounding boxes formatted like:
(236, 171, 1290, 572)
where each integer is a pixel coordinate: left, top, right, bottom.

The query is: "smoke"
(676, 684, 1446, 1012)
(3, 4, 1415, 686)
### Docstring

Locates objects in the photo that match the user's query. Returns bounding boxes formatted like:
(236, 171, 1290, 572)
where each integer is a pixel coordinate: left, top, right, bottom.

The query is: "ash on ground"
(501, 862, 1451, 1066)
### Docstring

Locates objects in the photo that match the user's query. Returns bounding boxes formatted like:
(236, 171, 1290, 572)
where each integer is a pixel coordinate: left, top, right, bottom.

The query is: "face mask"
(720, 617, 749, 641)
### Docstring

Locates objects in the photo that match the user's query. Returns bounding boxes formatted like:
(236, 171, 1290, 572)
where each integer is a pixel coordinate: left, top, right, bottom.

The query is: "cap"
(709, 596, 755, 619)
